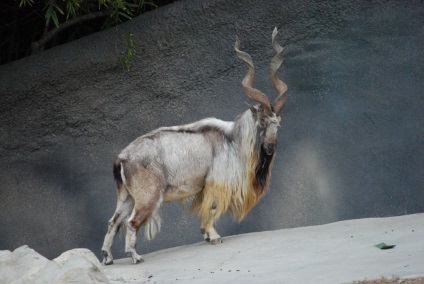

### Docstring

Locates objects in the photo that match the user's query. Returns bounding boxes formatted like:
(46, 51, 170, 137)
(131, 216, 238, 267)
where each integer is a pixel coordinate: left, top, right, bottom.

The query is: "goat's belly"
(163, 183, 203, 202)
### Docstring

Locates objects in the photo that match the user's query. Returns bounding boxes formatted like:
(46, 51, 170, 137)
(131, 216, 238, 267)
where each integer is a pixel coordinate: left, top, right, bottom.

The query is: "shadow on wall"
(0, 143, 114, 259)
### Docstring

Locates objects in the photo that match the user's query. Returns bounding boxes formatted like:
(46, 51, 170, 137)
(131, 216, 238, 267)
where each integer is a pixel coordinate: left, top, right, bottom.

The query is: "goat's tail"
(113, 158, 125, 188)
(144, 211, 162, 241)
(113, 159, 130, 205)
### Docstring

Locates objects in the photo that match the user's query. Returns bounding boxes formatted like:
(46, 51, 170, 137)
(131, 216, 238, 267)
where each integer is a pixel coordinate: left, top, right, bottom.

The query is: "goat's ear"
(245, 102, 258, 117)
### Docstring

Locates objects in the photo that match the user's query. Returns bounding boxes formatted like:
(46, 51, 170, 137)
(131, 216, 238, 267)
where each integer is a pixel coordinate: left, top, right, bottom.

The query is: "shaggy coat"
(101, 27, 288, 265)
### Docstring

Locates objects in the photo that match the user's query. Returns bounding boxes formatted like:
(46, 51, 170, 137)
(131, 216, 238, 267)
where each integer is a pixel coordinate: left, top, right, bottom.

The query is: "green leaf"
(120, 32, 140, 71)
(44, 5, 52, 25)
(66, 0, 80, 19)
(53, 3, 64, 15)
(125, 3, 138, 9)
(19, 0, 34, 7)
(51, 11, 60, 28)
(117, 11, 132, 20)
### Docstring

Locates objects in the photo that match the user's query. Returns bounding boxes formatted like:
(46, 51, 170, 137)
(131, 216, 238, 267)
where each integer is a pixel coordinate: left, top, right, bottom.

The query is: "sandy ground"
(103, 214, 424, 284)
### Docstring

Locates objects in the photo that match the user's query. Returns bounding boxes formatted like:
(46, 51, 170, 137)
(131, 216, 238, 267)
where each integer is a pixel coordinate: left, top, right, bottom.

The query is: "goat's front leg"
(201, 226, 222, 244)
(200, 203, 222, 245)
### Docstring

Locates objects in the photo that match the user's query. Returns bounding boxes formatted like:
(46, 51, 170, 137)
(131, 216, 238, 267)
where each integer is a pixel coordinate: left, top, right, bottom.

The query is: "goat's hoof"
(211, 238, 222, 245)
(133, 258, 144, 264)
(131, 253, 144, 264)
(204, 231, 211, 242)
(132, 256, 144, 264)
(102, 250, 114, 265)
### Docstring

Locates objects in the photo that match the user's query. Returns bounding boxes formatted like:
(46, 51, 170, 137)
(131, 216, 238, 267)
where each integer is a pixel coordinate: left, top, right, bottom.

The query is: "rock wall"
(1, 0, 423, 259)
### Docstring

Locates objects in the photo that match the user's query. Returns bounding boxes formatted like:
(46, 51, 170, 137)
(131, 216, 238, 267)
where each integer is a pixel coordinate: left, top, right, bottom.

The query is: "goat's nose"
(267, 144, 275, 154)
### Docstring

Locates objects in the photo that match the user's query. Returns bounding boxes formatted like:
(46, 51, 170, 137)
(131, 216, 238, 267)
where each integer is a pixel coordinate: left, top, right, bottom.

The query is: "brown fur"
(123, 165, 163, 230)
(190, 140, 274, 223)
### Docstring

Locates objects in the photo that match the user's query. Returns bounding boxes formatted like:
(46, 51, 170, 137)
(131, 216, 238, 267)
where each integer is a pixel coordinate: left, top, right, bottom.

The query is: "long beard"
(254, 146, 274, 193)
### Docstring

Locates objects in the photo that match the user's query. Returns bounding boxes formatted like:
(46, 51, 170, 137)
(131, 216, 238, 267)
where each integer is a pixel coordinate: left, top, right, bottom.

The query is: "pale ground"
(103, 213, 424, 284)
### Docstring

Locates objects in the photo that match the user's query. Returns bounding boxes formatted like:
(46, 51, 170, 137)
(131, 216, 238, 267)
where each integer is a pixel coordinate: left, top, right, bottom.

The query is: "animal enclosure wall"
(0, 0, 423, 259)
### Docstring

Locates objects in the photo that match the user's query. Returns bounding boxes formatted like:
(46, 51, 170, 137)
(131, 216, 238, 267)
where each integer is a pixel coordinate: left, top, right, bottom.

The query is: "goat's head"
(235, 28, 288, 156)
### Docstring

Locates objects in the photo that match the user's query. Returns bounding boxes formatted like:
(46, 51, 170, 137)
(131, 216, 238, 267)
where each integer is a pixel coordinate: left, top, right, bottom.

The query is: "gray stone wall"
(1, 0, 423, 259)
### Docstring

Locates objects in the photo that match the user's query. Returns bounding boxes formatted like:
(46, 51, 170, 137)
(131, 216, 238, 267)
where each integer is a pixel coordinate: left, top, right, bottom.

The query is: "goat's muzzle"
(266, 143, 276, 155)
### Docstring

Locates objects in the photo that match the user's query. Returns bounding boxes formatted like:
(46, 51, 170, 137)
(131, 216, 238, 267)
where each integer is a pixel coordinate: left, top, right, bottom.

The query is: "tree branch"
(31, 10, 112, 54)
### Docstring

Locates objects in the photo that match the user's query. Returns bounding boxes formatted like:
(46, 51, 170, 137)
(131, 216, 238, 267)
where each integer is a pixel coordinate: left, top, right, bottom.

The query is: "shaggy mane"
(190, 110, 274, 223)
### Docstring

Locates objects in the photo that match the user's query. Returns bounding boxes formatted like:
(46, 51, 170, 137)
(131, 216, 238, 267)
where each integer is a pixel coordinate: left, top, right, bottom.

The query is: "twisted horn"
(270, 27, 288, 114)
(235, 36, 272, 114)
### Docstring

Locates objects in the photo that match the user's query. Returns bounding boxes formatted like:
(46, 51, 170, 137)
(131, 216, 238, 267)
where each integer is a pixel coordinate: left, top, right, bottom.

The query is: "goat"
(101, 28, 288, 265)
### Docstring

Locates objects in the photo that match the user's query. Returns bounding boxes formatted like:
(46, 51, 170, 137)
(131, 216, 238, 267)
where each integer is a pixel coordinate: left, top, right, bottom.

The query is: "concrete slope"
(104, 214, 424, 284)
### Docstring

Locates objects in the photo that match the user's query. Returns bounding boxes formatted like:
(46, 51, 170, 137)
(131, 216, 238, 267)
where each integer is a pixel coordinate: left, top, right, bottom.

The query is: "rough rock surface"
(0, 0, 423, 260)
(0, 246, 109, 283)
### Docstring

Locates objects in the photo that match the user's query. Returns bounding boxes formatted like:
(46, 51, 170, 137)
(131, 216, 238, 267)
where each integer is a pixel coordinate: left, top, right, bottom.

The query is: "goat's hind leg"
(125, 198, 162, 264)
(125, 209, 144, 264)
(101, 187, 133, 265)
(125, 188, 163, 264)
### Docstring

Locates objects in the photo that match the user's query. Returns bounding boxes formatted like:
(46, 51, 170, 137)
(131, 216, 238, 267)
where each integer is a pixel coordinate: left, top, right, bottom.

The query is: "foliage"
(0, 0, 175, 67)
(121, 32, 139, 71)
(19, 0, 158, 29)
